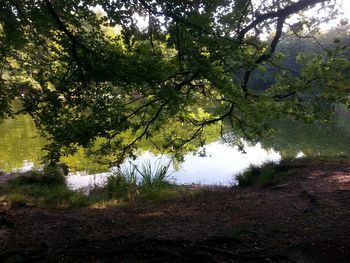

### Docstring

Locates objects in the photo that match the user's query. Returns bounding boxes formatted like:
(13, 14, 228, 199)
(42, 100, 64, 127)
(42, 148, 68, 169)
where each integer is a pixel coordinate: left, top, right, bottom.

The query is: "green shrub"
(42, 164, 67, 185)
(6, 170, 43, 186)
(4, 182, 88, 208)
(102, 163, 139, 200)
(104, 174, 135, 199)
(7, 165, 66, 188)
(236, 161, 279, 188)
(2, 167, 91, 208)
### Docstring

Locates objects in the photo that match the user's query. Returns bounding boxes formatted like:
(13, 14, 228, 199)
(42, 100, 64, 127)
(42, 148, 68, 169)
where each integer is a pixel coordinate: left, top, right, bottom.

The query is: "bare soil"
(1, 159, 350, 262)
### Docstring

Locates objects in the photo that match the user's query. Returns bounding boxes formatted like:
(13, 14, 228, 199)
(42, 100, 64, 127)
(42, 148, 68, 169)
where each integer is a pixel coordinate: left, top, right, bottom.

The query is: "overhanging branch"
(242, 15, 286, 93)
(113, 100, 168, 165)
(238, 0, 329, 41)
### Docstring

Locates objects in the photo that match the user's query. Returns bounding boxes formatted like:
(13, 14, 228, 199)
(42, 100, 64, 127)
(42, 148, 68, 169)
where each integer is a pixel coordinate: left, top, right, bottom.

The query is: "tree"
(0, 0, 349, 165)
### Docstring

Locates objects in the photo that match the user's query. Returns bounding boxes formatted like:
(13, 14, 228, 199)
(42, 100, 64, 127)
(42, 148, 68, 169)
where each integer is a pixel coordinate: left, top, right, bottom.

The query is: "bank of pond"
(1, 111, 350, 189)
(1, 157, 343, 209)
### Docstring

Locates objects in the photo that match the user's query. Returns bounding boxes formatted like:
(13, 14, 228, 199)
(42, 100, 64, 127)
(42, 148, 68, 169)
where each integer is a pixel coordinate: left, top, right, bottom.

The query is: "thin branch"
(137, 0, 239, 44)
(148, 11, 155, 53)
(238, 0, 329, 41)
(236, 0, 252, 34)
(174, 125, 205, 148)
(174, 71, 199, 91)
(176, 23, 183, 71)
(43, 0, 93, 75)
(114, 101, 168, 164)
(195, 102, 235, 126)
(242, 15, 286, 94)
(125, 98, 162, 119)
(272, 91, 297, 100)
(122, 96, 144, 107)
(148, 137, 161, 151)
(267, 60, 300, 76)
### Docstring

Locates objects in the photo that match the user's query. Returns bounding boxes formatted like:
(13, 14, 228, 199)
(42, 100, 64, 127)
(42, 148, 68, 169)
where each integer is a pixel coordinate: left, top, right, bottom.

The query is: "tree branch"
(114, 101, 168, 164)
(43, 0, 92, 75)
(137, 0, 238, 44)
(238, 0, 329, 41)
(242, 15, 286, 93)
(195, 102, 235, 126)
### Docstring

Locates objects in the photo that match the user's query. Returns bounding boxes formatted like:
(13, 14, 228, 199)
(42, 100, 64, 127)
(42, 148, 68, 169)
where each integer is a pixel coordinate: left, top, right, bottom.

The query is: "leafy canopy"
(0, 0, 349, 165)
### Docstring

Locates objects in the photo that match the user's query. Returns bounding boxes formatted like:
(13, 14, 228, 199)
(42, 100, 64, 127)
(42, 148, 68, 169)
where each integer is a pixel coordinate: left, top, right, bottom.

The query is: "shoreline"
(1, 158, 350, 262)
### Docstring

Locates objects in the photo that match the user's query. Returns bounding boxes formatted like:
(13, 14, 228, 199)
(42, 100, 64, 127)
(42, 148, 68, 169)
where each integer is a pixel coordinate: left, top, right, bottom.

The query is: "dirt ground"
(1, 159, 350, 262)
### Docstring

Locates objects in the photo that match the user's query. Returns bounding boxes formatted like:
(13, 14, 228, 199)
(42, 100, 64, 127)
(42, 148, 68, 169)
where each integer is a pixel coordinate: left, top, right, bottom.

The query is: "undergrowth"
(1, 166, 88, 208)
(1, 158, 310, 208)
(1, 160, 181, 209)
(100, 160, 176, 203)
(236, 159, 299, 188)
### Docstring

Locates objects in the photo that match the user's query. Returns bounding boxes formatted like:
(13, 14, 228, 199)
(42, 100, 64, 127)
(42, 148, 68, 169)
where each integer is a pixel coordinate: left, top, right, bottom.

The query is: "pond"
(66, 142, 281, 189)
(1, 111, 350, 188)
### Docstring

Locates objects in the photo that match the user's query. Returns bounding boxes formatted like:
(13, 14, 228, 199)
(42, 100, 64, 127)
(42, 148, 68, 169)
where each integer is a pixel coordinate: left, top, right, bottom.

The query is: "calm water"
(66, 142, 281, 189)
(1, 112, 350, 188)
(0, 115, 46, 172)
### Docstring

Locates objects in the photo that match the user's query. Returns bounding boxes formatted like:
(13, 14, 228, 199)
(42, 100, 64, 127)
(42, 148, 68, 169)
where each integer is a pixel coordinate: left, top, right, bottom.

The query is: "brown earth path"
(1, 159, 350, 262)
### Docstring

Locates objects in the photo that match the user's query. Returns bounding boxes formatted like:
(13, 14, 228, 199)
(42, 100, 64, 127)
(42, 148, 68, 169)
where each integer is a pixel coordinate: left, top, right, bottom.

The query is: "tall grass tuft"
(104, 163, 138, 200)
(137, 159, 174, 190)
(100, 159, 175, 202)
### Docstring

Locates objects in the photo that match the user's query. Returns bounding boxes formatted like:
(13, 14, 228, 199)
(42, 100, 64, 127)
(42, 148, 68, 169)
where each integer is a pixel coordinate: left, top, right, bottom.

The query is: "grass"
(10, 166, 67, 186)
(99, 159, 176, 203)
(0, 158, 288, 209)
(0, 160, 179, 209)
(2, 157, 327, 208)
(0, 166, 92, 208)
(236, 160, 299, 188)
(137, 159, 174, 189)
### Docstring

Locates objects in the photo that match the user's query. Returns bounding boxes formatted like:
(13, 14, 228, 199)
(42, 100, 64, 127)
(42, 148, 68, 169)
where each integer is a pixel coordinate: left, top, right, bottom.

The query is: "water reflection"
(260, 120, 350, 158)
(1, 112, 350, 188)
(66, 141, 281, 189)
(0, 115, 108, 173)
(0, 115, 45, 172)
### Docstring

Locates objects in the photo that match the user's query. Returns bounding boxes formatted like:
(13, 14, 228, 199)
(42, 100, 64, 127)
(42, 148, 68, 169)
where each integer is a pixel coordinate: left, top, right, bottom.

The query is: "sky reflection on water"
(66, 141, 281, 189)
